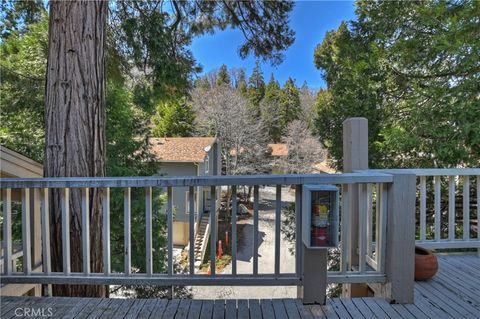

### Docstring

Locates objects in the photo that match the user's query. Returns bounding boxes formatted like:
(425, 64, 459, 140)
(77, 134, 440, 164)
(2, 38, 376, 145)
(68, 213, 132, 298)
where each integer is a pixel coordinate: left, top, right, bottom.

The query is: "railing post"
(301, 247, 327, 304)
(342, 117, 368, 297)
(382, 171, 416, 303)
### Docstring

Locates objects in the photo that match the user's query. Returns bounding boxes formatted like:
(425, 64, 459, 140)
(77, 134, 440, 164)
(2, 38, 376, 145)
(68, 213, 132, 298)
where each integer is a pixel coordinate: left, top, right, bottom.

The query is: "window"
(185, 189, 197, 214)
(204, 155, 209, 174)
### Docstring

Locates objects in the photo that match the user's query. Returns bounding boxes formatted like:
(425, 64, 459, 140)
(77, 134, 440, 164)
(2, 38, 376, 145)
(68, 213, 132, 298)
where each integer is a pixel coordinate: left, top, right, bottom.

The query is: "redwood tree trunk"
(45, 0, 107, 297)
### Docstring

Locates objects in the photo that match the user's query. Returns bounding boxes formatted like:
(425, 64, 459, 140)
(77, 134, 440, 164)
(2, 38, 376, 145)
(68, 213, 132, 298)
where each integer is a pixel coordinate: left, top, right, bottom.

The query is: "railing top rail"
(0, 172, 393, 189)
(364, 168, 480, 177)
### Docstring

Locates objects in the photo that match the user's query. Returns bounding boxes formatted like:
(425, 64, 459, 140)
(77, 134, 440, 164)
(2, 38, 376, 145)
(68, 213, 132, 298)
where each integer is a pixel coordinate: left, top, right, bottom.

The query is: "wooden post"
(342, 117, 368, 297)
(376, 171, 416, 303)
(301, 247, 327, 304)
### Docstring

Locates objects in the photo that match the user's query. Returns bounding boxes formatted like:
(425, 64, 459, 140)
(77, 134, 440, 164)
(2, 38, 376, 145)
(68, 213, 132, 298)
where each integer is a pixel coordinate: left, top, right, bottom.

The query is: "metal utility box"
(302, 184, 339, 249)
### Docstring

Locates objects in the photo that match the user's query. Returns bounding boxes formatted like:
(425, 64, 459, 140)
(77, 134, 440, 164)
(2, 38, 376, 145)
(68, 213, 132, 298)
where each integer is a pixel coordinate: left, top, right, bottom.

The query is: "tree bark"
(45, 0, 107, 297)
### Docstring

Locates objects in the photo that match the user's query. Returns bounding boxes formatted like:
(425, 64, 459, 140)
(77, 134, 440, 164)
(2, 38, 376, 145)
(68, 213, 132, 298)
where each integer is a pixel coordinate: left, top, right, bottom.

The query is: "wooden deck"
(1, 253, 478, 318)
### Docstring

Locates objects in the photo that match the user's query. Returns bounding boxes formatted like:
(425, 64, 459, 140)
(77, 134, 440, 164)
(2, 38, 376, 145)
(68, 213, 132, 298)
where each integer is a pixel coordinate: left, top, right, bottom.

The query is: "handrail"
(0, 172, 393, 188)
(0, 171, 394, 290)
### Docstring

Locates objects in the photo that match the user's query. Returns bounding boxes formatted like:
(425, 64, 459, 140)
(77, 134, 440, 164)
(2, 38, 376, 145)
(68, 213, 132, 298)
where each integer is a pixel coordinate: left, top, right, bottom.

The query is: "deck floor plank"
(272, 299, 288, 319)
(175, 299, 192, 319)
(360, 298, 388, 319)
(294, 299, 316, 319)
(236, 299, 249, 319)
(415, 282, 469, 318)
(372, 298, 403, 319)
(248, 299, 262, 319)
(199, 300, 214, 319)
(1, 254, 477, 319)
(136, 298, 162, 319)
(212, 299, 225, 319)
(260, 299, 275, 319)
(283, 299, 301, 319)
(162, 299, 180, 319)
(418, 279, 479, 317)
(327, 299, 351, 318)
(123, 298, 146, 319)
(339, 298, 364, 318)
(186, 299, 202, 319)
(85, 298, 113, 319)
(224, 299, 236, 319)
(350, 298, 376, 318)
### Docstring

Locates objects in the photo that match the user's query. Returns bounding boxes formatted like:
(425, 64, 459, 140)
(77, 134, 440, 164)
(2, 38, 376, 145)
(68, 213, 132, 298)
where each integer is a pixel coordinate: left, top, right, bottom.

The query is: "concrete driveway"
(190, 186, 298, 299)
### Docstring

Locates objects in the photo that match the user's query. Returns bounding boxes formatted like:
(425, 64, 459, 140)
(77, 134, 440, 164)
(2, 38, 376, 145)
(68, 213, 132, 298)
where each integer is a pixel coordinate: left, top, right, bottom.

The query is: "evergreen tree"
(236, 68, 248, 96)
(216, 64, 231, 86)
(247, 61, 266, 117)
(280, 77, 301, 128)
(260, 75, 283, 142)
(151, 98, 196, 137)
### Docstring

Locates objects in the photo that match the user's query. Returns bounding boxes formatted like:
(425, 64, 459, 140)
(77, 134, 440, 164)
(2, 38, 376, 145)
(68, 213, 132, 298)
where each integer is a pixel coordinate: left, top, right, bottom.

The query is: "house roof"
(0, 146, 43, 178)
(149, 137, 216, 162)
(268, 143, 289, 157)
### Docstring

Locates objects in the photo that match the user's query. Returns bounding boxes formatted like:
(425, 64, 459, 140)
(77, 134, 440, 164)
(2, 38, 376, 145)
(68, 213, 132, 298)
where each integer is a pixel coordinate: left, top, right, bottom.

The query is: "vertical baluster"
(189, 186, 195, 276)
(40, 188, 51, 275)
(341, 185, 350, 273)
(210, 186, 216, 275)
(434, 176, 441, 241)
(231, 186, 237, 276)
(477, 176, 479, 245)
(61, 188, 70, 275)
(22, 189, 31, 274)
(253, 185, 259, 275)
(419, 176, 427, 241)
(2, 189, 12, 275)
(377, 183, 388, 273)
(124, 188, 131, 275)
(275, 185, 281, 276)
(166, 186, 173, 276)
(295, 185, 302, 278)
(374, 184, 380, 267)
(448, 177, 456, 241)
(146, 187, 153, 276)
(103, 188, 111, 275)
(463, 176, 470, 240)
(366, 184, 373, 257)
(358, 184, 367, 273)
(81, 188, 90, 274)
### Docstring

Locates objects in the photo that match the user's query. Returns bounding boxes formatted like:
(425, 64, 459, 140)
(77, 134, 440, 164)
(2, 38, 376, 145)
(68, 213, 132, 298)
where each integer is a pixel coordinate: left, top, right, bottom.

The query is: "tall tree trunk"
(45, 0, 107, 297)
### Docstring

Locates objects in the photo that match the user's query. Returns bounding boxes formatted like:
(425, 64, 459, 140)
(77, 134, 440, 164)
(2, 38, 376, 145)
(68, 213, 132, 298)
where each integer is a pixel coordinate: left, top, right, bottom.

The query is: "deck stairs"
(193, 213, 210, 266)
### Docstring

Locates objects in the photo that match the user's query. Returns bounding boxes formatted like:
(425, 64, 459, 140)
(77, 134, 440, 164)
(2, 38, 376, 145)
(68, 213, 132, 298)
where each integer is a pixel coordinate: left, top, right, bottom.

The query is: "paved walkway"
(191, 186, 298, 299)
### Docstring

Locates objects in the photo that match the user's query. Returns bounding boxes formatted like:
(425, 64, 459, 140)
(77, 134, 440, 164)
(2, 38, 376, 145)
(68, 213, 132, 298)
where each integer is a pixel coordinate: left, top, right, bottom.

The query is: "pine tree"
(151, 98, 196, 137)
(247, 61, 265, 117)
(280, 77, 301, 128)
(236, 68, 248, 96)
(216, 64, 231, 87)
(260, 74, 283, 142)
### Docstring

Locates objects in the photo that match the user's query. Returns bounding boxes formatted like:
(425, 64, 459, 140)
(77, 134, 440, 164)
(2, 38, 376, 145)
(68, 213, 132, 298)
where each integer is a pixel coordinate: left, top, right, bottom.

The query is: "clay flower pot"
(415, 246, 438, 281)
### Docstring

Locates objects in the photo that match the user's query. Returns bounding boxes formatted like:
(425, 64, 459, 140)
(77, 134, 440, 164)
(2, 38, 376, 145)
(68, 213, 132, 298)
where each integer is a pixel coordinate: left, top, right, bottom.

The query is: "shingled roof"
(149, 137, 216, 162)
(268, 143, 289, 157)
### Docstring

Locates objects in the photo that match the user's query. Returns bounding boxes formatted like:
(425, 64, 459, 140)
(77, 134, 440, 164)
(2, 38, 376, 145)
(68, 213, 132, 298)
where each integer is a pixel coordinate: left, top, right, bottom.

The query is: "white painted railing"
(410, 168, 480, 249)
(0, 172, 392, 288)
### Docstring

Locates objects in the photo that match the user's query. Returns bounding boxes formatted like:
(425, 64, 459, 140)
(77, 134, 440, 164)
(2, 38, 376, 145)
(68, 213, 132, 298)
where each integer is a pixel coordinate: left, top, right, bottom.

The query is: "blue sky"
(190, 1, 356, 89)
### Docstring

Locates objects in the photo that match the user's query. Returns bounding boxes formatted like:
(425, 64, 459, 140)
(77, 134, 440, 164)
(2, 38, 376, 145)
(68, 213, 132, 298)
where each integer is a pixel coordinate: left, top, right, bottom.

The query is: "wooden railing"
(410, 168, 480, 249)
(0, 172, 393, 292)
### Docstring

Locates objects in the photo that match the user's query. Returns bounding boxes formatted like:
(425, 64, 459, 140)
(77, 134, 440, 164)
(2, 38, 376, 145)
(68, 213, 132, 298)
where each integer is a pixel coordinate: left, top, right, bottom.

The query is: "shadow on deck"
(1, 253, 478, 318)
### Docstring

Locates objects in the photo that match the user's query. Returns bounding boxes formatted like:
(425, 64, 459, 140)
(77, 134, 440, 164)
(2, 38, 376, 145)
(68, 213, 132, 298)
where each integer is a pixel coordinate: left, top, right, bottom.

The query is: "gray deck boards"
(1, 253, 478, 318)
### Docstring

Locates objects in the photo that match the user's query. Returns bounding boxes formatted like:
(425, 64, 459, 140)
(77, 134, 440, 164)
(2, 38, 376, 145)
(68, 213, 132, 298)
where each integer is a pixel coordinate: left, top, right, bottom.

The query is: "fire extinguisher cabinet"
(302, 184, 339, 249)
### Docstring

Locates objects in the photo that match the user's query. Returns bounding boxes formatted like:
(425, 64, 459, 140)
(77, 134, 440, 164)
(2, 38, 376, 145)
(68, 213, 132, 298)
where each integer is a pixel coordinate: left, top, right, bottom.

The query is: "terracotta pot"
(415, 246, 438, 281)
